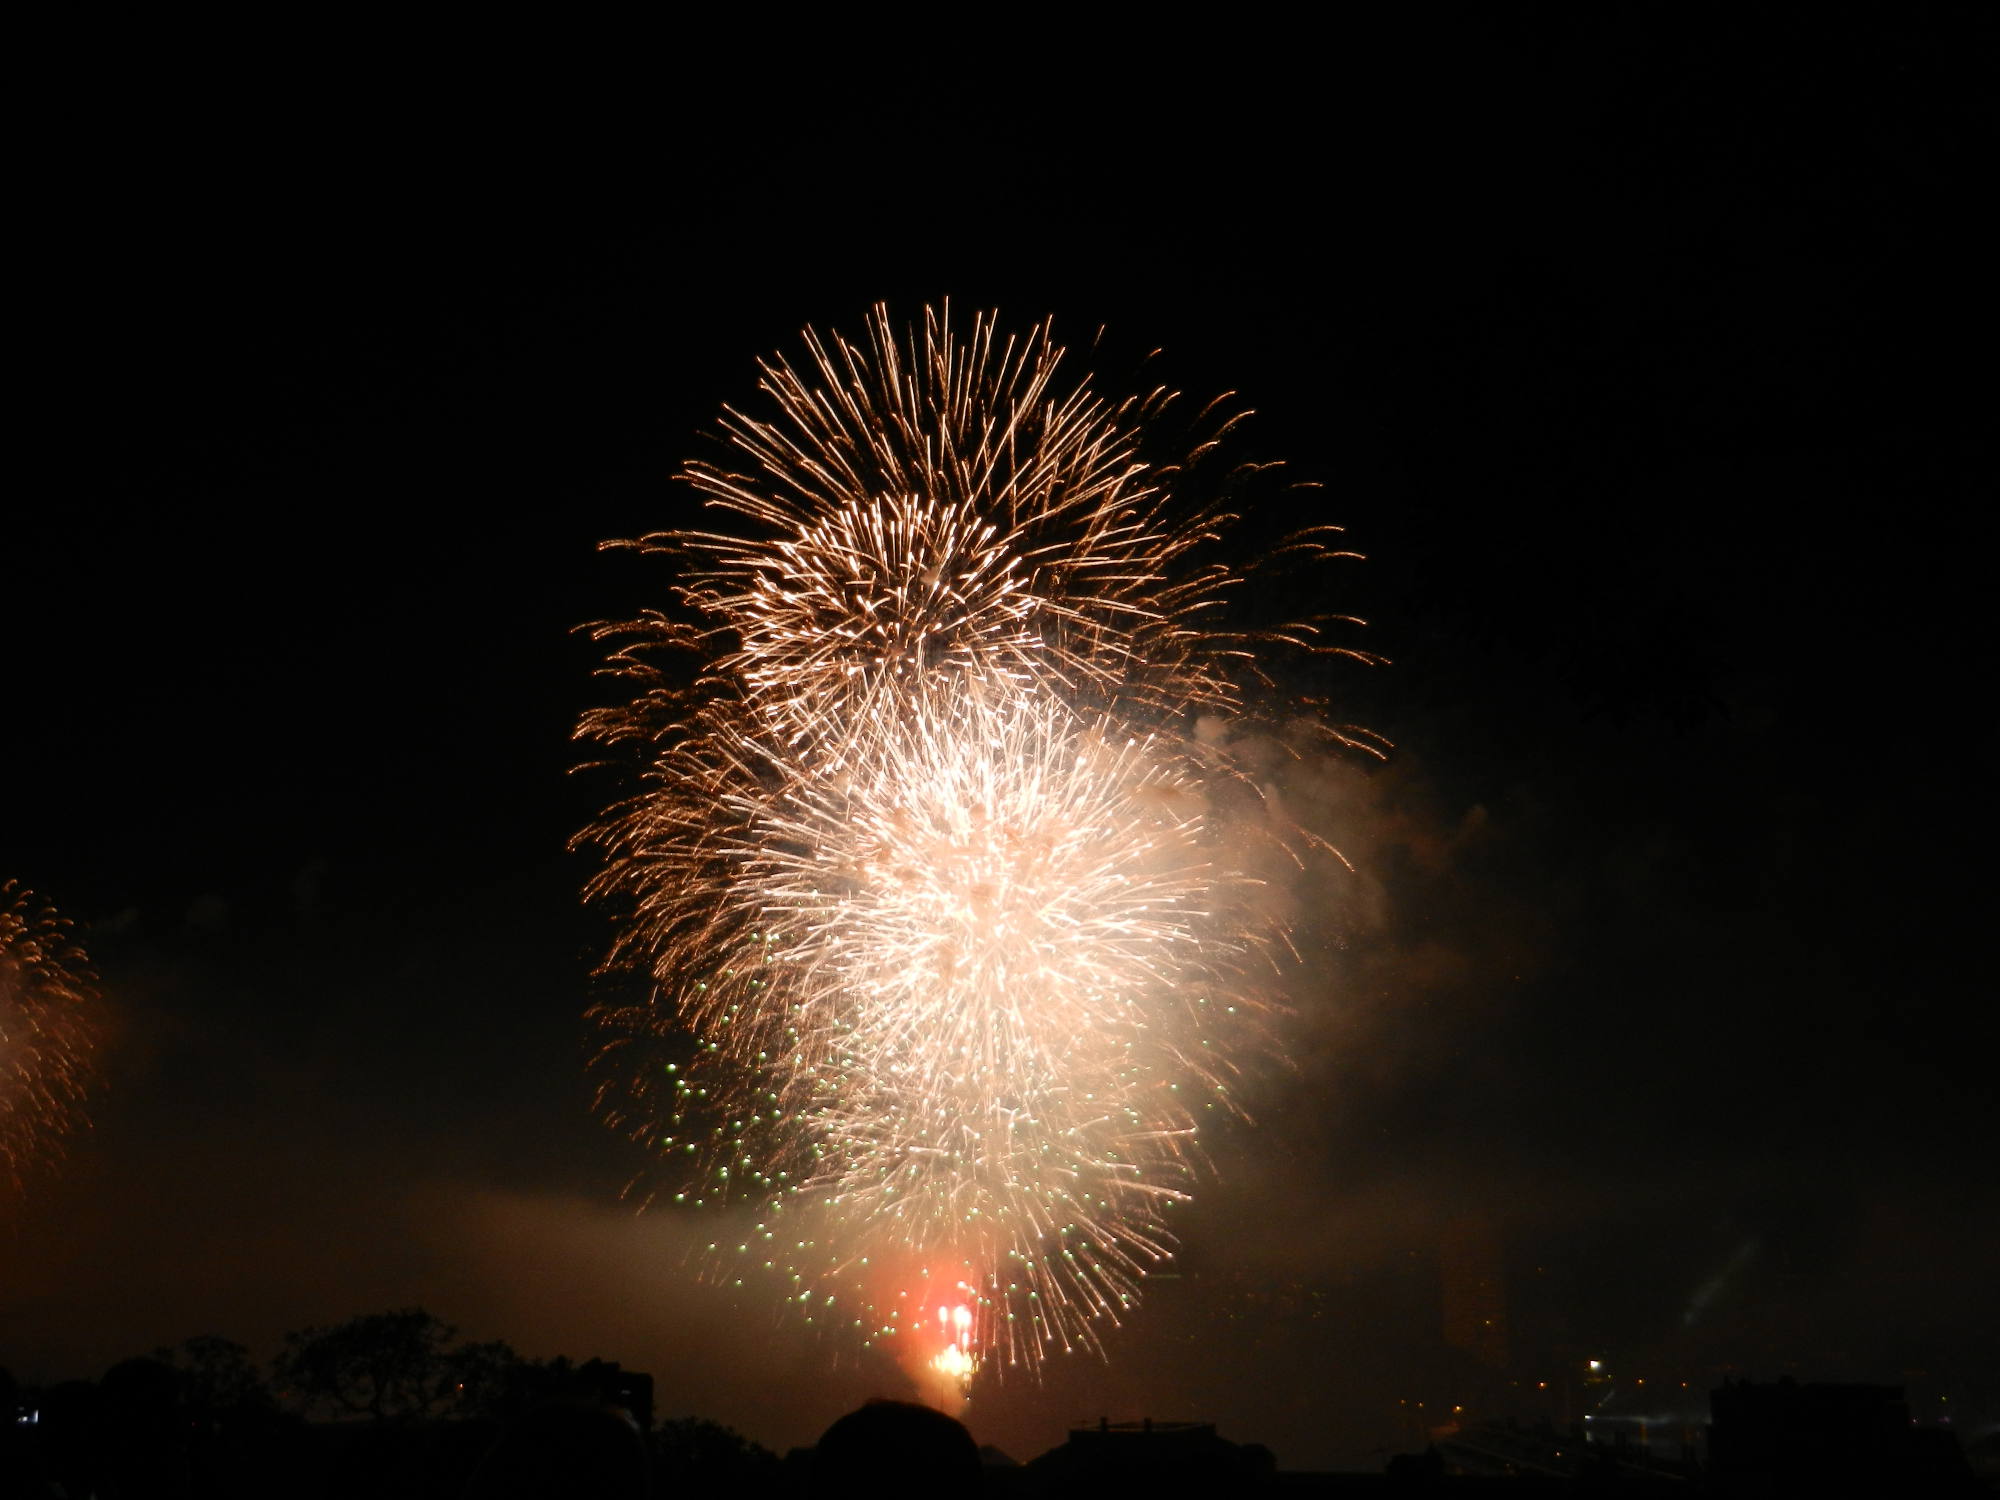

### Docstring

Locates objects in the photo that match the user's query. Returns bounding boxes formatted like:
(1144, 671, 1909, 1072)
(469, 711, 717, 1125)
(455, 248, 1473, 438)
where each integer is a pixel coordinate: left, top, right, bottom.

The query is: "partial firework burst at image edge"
(1, 881, 101, 1191)
(575, 304, 1382, 1389)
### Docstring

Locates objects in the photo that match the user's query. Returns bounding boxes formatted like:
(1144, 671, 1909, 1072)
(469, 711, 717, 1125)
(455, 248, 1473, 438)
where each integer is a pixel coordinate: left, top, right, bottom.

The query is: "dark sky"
(6, 14, 1993, 1470)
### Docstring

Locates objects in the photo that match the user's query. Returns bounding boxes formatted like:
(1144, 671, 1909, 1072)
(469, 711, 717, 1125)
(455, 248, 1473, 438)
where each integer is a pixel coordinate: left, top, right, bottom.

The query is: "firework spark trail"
(1, 881, 100, 1192)
(577, 305, 1380, 1383)
(723, 679, 1256, 1243)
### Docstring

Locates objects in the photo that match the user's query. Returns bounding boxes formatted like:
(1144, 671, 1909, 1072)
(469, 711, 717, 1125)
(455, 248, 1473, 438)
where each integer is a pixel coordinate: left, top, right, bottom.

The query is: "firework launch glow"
(576, 305, 1379, 1394)
(1, 881, 100, 1192)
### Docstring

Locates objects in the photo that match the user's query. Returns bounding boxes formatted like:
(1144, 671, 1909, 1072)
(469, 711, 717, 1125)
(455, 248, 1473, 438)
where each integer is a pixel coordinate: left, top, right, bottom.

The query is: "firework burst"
(577, 305, 1378, 1385)
(1, 881, 100, 1190)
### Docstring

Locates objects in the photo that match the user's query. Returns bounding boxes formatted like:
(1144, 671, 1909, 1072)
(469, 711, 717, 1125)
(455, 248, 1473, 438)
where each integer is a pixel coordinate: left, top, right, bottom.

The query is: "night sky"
(7, 15, 1992, 1471)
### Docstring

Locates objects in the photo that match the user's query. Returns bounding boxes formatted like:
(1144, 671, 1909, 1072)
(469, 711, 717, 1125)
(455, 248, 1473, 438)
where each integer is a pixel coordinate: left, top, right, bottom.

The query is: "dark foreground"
(4, 1379, 1990, 1497)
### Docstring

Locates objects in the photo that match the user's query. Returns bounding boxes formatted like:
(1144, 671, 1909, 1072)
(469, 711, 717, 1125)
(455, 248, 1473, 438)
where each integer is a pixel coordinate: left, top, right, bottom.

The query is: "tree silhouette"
(439, 1338, 519, 1420)
(274, 1308, 518, 1423)
(155, 1335, 273, 1420)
